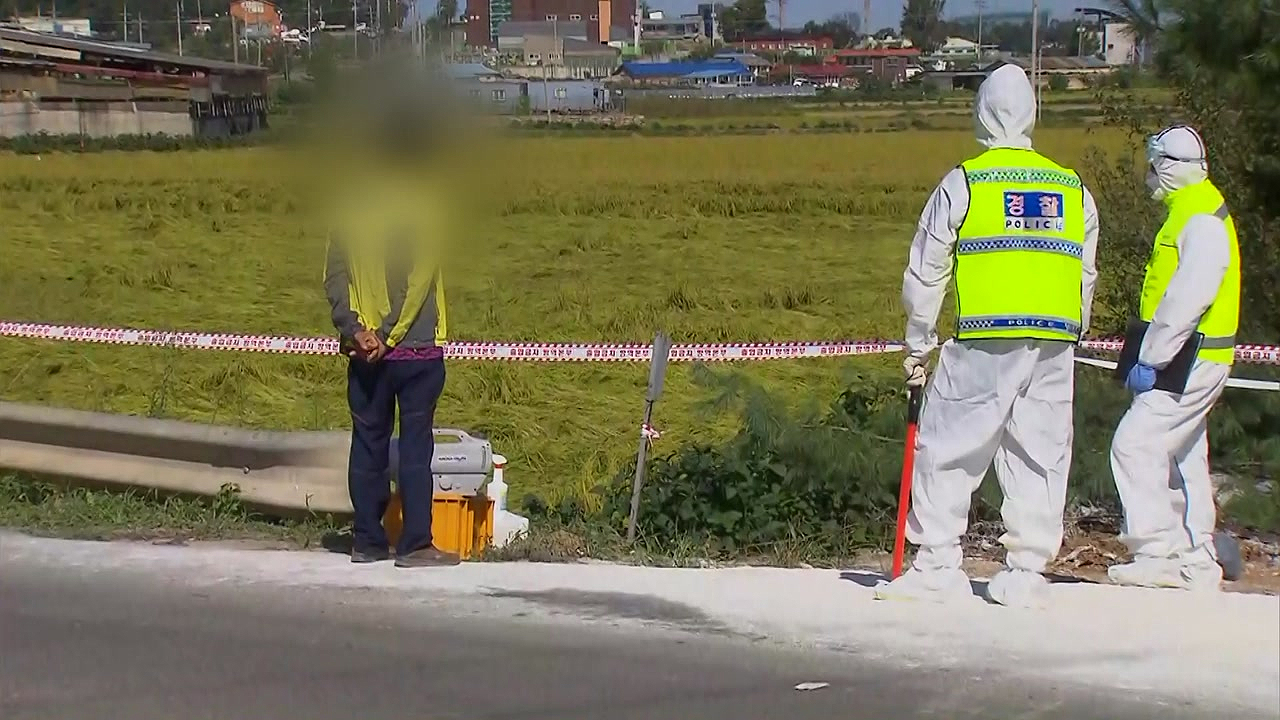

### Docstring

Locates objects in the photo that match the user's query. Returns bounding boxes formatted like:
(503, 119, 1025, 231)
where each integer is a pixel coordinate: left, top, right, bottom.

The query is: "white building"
(931, 36, 999, 68)
(934, 36, 997, 58)
(640, 10, 707, 42)
(1095, 21, 1139, 66)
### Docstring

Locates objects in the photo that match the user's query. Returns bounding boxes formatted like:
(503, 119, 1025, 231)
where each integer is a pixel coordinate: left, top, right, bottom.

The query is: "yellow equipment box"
(383, 492, 494, 560)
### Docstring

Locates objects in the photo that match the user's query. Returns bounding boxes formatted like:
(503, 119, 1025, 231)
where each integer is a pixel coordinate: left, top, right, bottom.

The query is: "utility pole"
(542, 61, 550, 123)
(176, 0, 183, 54)
(1030, 0, 1040, 118)
(232, 13, 240, 63)
(352, 0, 358, 59)
(122, 1, 128, 42)
(632, 0, 640, 54)
(976, 0, 985, 65)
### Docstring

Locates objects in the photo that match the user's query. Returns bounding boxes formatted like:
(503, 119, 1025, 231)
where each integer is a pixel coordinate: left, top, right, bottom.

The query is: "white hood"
(1146, 125, 1209, 201)
(974, 64, 1036, 150)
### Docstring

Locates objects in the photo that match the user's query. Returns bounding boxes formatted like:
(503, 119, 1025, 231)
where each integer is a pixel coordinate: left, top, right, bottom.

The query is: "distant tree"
(1090, 0, 1280, 336)
(1106, 0, 1168, 64)
(939, 17, 1098, 57)
(900, 0, 945, 51)
(719, 0, 769, 40)
(640, 38, 665, 56)
(1074, 23, 1102, 57)
(1037, 19, 1101, 57)
(686, 42, 717, 60)
(801, 12, 860, 48)
(308, 41, 338, 89)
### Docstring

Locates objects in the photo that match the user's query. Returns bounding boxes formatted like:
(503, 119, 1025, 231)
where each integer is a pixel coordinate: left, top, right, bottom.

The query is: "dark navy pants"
(346, 357, 446, 557)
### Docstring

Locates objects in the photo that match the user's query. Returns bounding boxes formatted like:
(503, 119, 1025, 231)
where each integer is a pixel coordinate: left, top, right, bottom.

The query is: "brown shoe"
(351, 548, 391, 564)
(394, 546, 461, 568)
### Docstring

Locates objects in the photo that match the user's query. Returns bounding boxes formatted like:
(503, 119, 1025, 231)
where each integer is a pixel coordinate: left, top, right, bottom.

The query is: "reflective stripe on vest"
(1139, 181, 1241, 364)
(953, 149, 1087, 343)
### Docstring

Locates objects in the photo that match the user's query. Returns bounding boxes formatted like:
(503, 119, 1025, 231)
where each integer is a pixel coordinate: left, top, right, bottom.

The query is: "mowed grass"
(0, 128, 1126, 503)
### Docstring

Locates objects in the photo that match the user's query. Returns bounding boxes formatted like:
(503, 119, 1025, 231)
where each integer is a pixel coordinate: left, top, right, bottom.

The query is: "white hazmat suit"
(876, 65, 1100, 607)
(1108, 126, 1233, 591)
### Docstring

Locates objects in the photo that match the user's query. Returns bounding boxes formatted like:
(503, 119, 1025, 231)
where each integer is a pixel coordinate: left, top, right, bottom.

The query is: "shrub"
(0, 131, 283, 154)
(602, 367, 905, 556)
(600, 359, 1280, 558)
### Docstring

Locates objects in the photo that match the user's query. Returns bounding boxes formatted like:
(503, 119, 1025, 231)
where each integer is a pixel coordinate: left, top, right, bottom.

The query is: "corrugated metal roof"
(0, 55, 56, 68)
(0, 27, 264, 74)
(1040, 55, 1111, 70)
(445, 62, 503, 79)
(987, 56, 1110, 71)
(713, 51, 771, 67)
(620, 59, 750, 78)
(562, 37, 619, 54)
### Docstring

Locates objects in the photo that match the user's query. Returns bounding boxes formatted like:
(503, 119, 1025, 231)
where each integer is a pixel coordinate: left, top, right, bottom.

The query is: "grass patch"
(0, 128, 1125, 511)
(0, 474, 340, 546)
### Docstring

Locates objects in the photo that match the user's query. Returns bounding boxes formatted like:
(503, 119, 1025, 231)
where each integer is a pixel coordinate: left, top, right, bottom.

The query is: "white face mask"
(1145, 128, 1209, 200)
(1146, 164, 1165, 200)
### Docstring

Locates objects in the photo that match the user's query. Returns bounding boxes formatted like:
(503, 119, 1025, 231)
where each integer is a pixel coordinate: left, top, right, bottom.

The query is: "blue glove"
(1125, 363, 1157, 394)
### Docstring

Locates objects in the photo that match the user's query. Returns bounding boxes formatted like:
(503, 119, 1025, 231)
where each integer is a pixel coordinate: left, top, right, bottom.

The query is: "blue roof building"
(617, 59, 753, 86)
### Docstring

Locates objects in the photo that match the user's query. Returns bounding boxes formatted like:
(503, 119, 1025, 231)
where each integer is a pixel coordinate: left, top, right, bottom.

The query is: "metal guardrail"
(0, 401, 353, 516)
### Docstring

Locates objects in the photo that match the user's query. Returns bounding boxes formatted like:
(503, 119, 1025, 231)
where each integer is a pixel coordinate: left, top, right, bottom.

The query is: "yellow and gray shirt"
(323, 181, 448, 355)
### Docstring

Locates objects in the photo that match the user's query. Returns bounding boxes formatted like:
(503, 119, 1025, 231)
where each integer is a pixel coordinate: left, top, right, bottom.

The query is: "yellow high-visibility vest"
(323, 177, 448, 349)
(1139, 179, 1241, 365)
(953, 148, 1087, 342)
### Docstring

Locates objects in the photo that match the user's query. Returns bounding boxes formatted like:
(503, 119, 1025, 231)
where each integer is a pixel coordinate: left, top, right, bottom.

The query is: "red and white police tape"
(2, 320, 1279, 366)
(0, 322, 902, 361)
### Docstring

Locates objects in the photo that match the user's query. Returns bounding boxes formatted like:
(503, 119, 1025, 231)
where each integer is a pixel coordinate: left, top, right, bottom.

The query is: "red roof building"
(733, 34, 834, 54)
(828, 47, 921, 85)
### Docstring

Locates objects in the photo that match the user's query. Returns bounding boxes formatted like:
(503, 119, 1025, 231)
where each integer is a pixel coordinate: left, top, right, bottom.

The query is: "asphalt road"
(0, 554, 1251, 720)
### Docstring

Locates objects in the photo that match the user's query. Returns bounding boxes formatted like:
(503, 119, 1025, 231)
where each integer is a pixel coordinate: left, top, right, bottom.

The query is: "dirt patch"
(960, 528, 1280, 595)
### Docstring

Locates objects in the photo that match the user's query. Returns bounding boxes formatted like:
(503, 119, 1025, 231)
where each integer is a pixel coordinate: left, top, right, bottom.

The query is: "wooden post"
(626, 331, 672, 544)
